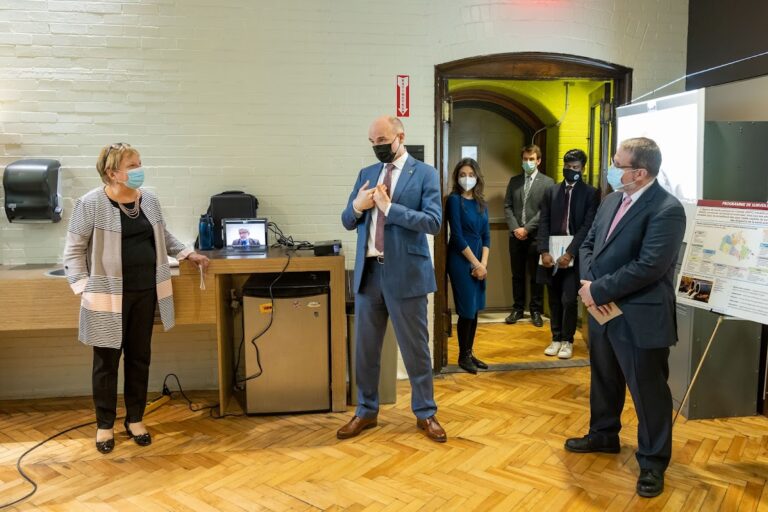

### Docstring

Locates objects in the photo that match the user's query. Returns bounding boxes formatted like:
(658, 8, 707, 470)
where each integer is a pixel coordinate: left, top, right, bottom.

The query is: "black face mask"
(373, 138, 401, 163)
(563, 168, 581, 183)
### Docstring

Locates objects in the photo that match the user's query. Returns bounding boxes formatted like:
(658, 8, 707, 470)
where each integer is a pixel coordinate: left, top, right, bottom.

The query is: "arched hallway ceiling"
(449, 79, 610, 127)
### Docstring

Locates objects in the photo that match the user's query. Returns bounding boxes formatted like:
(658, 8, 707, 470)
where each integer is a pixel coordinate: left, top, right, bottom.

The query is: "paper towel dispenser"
(3, 159, 63, 223)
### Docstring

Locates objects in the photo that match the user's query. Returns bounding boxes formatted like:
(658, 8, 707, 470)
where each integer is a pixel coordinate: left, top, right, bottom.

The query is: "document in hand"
(538, 235, 575, 267)
(587, 302, 623, 325)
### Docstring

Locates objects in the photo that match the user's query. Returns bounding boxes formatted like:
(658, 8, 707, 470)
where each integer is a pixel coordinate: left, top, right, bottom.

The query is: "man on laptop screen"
(231, 227, 261, 247)
(223, 219, 267, 251)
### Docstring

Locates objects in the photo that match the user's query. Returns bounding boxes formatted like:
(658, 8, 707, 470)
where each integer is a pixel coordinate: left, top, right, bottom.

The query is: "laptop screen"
(222, 218, 268, 249)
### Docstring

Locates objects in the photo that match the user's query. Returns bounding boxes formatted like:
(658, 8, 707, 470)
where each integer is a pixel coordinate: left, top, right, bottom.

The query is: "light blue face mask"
(523, 160, 537, 174)
(606, 165, 631, 190)
(121, 167, 145, 189)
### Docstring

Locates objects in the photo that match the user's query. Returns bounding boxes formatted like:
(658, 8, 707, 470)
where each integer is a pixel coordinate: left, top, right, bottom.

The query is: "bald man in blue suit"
(338, 116, 446, 443)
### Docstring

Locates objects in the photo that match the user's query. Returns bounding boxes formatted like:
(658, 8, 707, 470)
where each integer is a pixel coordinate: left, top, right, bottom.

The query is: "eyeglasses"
(106, 142, 128, 158)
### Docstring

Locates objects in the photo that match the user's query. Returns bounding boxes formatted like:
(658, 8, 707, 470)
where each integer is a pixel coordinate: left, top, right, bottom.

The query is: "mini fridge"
(242, 271, 331, 414)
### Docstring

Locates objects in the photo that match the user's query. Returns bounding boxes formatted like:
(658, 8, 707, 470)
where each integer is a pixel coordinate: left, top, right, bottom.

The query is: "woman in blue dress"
(446, 158, 490, 374)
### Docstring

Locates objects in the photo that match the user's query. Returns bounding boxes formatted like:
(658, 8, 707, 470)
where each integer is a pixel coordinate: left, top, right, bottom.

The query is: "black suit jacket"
(579, 180, 686, 349)
(537, 180, 600, 257)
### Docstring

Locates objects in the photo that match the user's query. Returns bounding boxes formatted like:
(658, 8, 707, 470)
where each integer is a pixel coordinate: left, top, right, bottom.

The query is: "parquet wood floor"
(2, 359, 768, 510)
(446, 317, 589, 365)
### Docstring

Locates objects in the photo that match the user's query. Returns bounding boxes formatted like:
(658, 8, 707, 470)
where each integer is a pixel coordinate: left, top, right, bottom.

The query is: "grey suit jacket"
(504, 171, 555, 237)
(579, 180, 686, 349)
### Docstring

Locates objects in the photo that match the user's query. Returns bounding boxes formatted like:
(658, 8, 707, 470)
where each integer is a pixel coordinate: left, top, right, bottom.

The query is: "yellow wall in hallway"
(449, 79, 609, 183)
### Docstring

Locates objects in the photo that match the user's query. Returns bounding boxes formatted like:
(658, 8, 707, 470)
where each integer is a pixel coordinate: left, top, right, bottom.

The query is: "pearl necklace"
(118, 195, 141, 219)
(107, 187, 141, 219)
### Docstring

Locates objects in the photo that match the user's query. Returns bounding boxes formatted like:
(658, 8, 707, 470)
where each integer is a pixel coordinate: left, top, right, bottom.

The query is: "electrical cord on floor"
(0, 419, 96, 510)
(162, 373, 245, 419)
(232, 250, 292, 391)
(0, 371, 253, 509)
(162, 373, 217, 413)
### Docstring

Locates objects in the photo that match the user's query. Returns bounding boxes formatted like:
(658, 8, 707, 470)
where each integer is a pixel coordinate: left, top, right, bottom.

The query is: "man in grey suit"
(338, 116, 446, 443)
(504, 144, 554, 327)
(567, 137, 686, 498)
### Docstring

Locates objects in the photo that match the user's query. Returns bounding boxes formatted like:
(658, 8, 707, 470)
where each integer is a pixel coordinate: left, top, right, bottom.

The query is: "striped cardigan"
(63, 187, 192, 348)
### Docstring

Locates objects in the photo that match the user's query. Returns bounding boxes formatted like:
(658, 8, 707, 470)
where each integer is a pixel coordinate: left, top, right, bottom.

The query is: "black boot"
(457, 317, 478, 374)
(468, 316, 488, 369)
(458, 352, 478, 374)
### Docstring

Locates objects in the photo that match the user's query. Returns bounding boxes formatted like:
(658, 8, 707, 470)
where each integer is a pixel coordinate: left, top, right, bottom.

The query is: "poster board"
(675, 200, 768, 325)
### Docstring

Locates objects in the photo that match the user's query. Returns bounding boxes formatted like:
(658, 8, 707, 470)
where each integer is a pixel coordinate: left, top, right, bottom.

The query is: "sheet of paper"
(587, 302, 623, 325)
(538, 235, 574, 267)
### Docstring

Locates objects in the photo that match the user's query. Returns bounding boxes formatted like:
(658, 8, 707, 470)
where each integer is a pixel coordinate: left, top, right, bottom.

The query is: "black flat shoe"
(95, 438, 114, 454)
(531, 311, 544, 327)
(505, 310, 524, 324)
(124, 419, 152, 447)
(636, 469, 664, 498)
(471, 354, 488, 370)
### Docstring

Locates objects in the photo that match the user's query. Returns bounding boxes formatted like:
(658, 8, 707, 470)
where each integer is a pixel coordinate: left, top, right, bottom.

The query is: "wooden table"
(0, 248, 347, 415)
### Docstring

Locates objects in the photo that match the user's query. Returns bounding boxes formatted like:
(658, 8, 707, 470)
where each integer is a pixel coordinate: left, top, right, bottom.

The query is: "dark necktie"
(561, 185, 573, 234)
(374, 164, 395, 253)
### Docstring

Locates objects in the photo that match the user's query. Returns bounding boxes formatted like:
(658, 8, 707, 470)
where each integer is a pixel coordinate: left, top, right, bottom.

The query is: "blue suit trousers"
(354, 258, 437, 420)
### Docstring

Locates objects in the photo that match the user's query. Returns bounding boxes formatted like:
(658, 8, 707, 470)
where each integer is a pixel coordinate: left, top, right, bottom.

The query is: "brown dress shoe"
(337, 415, 377, 439)
(416, 416, 447, 443)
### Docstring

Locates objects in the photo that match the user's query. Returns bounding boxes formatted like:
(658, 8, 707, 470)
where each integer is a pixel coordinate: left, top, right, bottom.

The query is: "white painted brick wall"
(0, 0, 689, 265)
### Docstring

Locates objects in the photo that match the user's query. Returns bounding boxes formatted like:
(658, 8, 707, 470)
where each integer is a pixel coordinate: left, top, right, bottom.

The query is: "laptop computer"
(222, 218, 268, 252)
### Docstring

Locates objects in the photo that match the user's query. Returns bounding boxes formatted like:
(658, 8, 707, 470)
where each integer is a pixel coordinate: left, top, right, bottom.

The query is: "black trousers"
(92, 288, 156, 429)
(547, 267, 579, 342)
(588, 324, 672, 472)
(509, 235, 543, 313)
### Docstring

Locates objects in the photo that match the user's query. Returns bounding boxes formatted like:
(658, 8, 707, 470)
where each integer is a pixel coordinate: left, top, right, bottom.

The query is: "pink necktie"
(606, 196, 632, 240)
(374, 164, 395, 252)
(560, 185, 573, 235)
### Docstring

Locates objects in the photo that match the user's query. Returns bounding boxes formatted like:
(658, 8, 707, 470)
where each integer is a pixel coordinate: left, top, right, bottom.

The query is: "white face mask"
(459, 176, 477, 191)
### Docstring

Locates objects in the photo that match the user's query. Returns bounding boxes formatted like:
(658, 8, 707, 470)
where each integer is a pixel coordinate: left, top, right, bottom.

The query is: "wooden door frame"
(432, 52, 632, 372)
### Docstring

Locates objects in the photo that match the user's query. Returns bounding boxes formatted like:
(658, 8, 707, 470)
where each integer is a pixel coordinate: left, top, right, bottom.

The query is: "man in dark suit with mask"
(566, 137, 686, 499)
(504, 144, 554, 327)
(537, 149, 600, 359)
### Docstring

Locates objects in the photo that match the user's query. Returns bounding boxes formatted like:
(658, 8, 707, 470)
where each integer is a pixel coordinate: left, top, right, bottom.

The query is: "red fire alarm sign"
(397, 75, 410, 117)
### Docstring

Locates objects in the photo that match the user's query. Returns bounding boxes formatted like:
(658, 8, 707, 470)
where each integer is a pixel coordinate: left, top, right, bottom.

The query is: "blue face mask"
(606, 165, 632, 191)
(120, 167, 145, 189)
(523, 160, 537, 174)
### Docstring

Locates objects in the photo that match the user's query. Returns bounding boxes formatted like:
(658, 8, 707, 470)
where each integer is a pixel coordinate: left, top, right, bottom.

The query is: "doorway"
(433, 53, 632, 372)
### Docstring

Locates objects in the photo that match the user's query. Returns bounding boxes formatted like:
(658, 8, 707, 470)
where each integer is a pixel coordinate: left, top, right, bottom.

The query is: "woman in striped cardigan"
(64, 143, 209, 454)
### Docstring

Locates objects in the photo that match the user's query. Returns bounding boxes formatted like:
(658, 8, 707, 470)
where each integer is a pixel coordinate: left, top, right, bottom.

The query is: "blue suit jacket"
(341, 155, 442, 299)
(579, 181, 686, 349)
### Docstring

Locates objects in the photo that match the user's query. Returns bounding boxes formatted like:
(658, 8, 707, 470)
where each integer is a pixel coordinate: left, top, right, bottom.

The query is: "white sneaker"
(544, 341, 562, 356)
(558, 342, 573, 359)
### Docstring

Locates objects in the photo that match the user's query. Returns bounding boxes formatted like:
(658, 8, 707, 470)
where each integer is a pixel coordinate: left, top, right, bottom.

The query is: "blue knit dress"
(446, 193, 490, 319)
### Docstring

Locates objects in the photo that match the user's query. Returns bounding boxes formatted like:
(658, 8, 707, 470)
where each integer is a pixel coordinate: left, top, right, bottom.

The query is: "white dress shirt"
(622, 178, 656, 211)
(359, 151, 408, 257)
